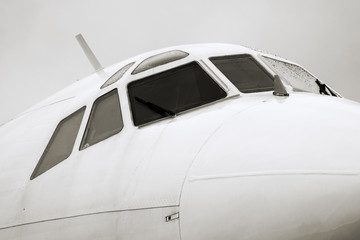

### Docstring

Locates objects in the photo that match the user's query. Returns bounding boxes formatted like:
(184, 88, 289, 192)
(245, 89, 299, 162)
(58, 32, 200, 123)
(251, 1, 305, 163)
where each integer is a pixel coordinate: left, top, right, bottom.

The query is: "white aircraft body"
(1, 40, 360, 240)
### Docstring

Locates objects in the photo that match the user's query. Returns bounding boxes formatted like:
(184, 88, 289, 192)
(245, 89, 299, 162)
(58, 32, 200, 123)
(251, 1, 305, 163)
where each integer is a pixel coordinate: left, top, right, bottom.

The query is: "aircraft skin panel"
(16, 61, 130, 118)
(180, 94, 360, 240)
(0, 206, 180, 240)
(0, 87, 265, 229)
(185, 94, 360, 177)
(180, 174, 360, 240)
(0, 97, 87, 228)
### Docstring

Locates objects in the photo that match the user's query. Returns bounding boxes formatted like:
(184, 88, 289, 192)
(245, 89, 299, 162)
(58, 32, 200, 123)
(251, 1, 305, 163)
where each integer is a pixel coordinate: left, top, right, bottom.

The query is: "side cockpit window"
(128, 62, 226, 126)
(132, 50, 189, 75)
(210, 54, 274, 93)
(30, 107, 86, 180)
(261, 56, 339, 97)
(101, 62, 135, 89)
(80, 89, 123, 150)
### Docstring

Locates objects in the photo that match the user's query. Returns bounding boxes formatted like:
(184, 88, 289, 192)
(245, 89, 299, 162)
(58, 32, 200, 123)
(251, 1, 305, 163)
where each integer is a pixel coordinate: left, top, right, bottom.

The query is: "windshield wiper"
(135, 96, 175, 117)
(315, 79, 337, 97)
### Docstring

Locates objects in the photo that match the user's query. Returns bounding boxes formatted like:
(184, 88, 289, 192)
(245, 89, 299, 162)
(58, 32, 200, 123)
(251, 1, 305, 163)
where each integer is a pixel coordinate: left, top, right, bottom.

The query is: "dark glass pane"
(80, 89, 123, 149)
(31, 107, 85, 179)
(210, 55, 274, 93)
(128, 62, 226, 126)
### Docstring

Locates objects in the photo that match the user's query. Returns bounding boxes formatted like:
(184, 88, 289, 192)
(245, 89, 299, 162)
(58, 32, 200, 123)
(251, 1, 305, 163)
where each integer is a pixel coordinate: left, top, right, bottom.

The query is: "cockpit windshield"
(260, 56, 339, 97)
(128, 62, 226, 126)
(210, 54, 274, 93)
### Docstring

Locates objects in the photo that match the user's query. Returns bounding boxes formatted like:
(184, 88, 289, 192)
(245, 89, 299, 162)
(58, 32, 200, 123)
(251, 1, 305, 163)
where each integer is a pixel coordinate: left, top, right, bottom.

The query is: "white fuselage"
(1, 44, 360, 240)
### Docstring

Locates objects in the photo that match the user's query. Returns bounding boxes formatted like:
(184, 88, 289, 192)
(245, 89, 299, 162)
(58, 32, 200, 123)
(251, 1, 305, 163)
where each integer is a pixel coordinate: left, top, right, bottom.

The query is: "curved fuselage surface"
(1, 44, 360, 240)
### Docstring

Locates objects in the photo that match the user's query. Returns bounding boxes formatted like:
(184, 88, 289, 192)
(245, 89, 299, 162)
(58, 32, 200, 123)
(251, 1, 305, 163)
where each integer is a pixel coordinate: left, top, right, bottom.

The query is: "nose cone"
(180, 94, 360, 240)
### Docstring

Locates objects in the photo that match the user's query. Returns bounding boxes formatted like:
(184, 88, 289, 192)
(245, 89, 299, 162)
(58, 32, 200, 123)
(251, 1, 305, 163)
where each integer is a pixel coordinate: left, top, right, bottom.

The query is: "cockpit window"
(30, 107, 86, 180)
(128, 62, 226, 126)
(210, 54, 274, 93)
(80, 89, 123, 150)
(132, 50, 189, 75)
(260, 56, 338, 96)
(101, 62, 134, 89)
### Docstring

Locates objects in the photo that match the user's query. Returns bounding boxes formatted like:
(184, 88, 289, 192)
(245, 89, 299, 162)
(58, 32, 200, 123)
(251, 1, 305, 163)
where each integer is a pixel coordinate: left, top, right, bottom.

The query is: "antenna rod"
(75, 34, 103, 72)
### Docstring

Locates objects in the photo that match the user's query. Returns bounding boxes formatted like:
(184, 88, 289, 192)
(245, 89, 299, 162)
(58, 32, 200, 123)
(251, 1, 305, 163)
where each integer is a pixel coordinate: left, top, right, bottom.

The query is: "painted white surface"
(0, 44, 359, 239)
(1, 207, 180, 240)
(180, 94, 360, 240)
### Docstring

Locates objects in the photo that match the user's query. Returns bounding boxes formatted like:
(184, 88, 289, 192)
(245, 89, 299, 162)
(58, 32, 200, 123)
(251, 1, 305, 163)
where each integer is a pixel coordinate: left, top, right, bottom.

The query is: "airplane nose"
(179, 95, 360, 240)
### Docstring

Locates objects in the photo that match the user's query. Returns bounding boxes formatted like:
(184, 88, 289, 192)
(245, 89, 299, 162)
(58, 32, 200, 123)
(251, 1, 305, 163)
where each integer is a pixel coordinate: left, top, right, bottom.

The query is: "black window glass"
(210, 55, 274, 93)
(80, 89, 123, 150)
(128, 62, 226, 126)
(31, 107, 85, 180)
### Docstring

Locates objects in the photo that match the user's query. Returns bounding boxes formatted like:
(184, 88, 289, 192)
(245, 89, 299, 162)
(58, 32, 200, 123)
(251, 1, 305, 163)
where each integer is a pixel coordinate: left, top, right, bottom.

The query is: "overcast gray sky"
(1, 0, 360, 124)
